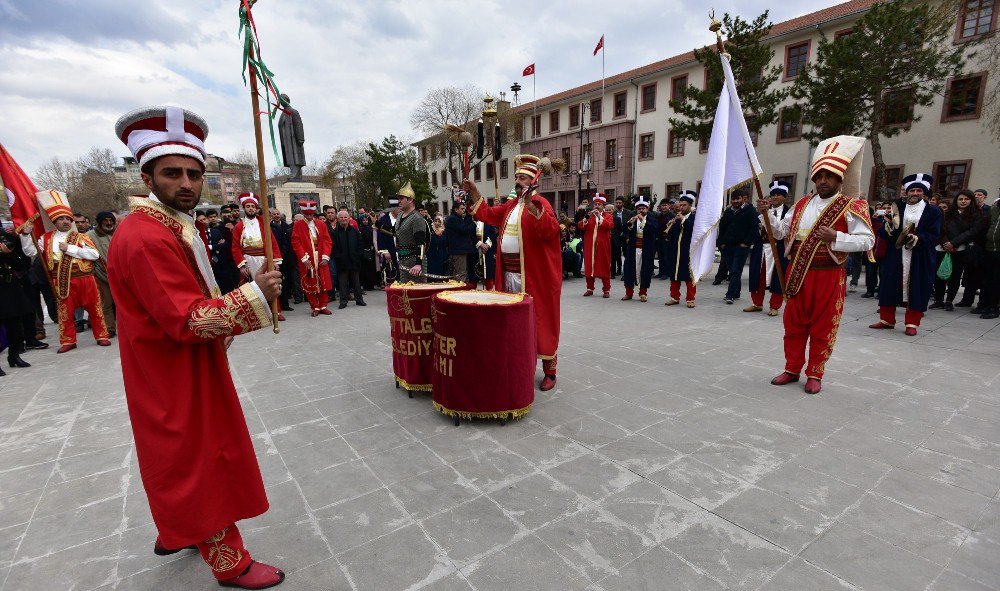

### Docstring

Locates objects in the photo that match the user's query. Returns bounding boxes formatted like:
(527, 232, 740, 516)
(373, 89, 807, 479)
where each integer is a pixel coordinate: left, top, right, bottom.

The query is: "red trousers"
(669, 281, 696, 302)
(586, 276, 611, 292)
(197, 525, 253, 581)
(305, 291, 329, 311)
(751, 284, 785, 311)
(782, 269, 845, 380)
(878, 306, 923, 328)
(542, 355, 557, 377)
(57, 276, 110, 345)
(624, 287, 648, 297)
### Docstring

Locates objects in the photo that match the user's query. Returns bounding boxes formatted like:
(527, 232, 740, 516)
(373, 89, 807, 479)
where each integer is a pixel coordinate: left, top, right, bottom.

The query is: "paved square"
(1, 276, 998, 591)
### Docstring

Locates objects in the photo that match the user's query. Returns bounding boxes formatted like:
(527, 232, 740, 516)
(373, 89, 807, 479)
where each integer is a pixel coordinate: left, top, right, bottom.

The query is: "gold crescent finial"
(709, 10, 722, 34)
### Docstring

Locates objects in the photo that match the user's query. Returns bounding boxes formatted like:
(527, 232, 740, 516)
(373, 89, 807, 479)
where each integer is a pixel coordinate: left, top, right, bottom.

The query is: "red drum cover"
(431, 291, 536, 419)
(386, 281, 465, 391)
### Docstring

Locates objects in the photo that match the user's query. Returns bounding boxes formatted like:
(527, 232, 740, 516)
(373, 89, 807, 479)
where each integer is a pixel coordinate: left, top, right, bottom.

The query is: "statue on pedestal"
(278, 94, 305, 181)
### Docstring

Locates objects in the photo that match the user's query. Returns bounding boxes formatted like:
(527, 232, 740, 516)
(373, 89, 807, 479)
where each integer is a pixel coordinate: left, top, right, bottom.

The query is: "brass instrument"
(475, 220, 487, 284)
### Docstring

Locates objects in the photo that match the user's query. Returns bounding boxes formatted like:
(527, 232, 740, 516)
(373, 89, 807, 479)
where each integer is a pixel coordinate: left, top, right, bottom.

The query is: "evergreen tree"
(668, 11, 789, 144)
(360, 136, 433, 210)
(790, 0, 967, 199)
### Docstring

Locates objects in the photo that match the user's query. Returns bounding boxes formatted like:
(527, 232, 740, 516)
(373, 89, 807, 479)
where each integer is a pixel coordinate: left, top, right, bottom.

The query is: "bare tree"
(34, 156, 80, 194)
(35, 147, 127, 216)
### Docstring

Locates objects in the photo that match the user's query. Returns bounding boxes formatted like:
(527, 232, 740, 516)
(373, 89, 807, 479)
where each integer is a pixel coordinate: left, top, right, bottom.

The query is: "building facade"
(508, 0, 998, 212)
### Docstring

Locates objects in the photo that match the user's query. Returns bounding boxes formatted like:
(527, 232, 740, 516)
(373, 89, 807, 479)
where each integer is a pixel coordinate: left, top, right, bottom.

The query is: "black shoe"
(356, 301, 367, 306)
(861, 293, 874, 298)
(280, 305, 294, 312)
(8, 354, 30, 368)
(24, 339, 49, 350)
(971, 306, 983, 314)
(928, 301, 945, 310)
(944, 302, 954, 312)
(981, 310, 999, 320)
(955, 300, 973, 307)
(0, 366, 5, 377)
(712, 279, 723, 285)
(725, 297, 734, 304)
(338, 302, 348, 309)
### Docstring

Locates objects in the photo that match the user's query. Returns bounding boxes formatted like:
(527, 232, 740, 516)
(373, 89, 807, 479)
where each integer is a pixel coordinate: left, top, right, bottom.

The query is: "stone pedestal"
(270, 181, 334, 220)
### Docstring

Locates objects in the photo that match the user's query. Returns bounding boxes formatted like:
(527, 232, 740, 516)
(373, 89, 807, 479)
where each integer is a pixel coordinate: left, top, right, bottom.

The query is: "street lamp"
(510, 83, 522, 105)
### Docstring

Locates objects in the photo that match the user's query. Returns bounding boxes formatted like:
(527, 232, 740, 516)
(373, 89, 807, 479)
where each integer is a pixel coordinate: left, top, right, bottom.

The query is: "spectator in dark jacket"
(724, 189, 756, 303)
(445, 201, 477, 283)
(331, 211, 366, 308)
(712, 198, 741, 284)
(931, 190, 987, 310)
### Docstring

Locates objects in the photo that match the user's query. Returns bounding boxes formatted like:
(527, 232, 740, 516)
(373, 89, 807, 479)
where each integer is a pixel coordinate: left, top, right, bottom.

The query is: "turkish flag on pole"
(593, 35, 604, 56)
(522, 64, 535, 76)
(0, 143, 42, 238)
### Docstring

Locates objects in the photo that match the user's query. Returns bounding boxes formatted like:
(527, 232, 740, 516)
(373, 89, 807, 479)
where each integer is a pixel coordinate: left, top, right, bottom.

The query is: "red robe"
(107, 197, 272, 549)
(231, 216, 283, 274)
(471, 193, 562, 359)
(578, 212, 613, 278)
(291, 217, 332, 293)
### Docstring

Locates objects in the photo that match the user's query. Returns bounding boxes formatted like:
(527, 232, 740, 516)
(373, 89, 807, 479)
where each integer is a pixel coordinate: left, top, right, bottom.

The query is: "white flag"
(689, 53, 762, 283)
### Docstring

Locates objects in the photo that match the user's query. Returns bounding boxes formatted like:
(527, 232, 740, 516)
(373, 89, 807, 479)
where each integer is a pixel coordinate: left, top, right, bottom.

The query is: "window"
(834, 28, 853, 40)
(473, 163, 481, 181)
(604, 189, 616, 200)
(549, 110, 560, 133)
(665, 183, 682, 200)
(958, 0, 996, 40)
(869, 165, 904, 199)
(431, 171, 438, 186)
(421, 146, 428, 162)
(771, 174, 796, 199)
(582, 144, 592, 172)
(670, 75, 688, 101)
(883, 88, 915, 127)
(442, 201, 449, 215)
(530, 114, 541, 138)
(933, 160, 972, 199)
(561, 147, 572, 171)
(784, 41, 810, 80)
(569, 105, 581, 128)
(590, 98, 602, 123)
(637, 185, 653, 199)
(641, 83, 657, 112)
(667, 130, 684, 157)
(613, 91, 627, 118)
(700, 136, 709, 153)
(777, 107, 801, 142)
(486, 162, 494, 180)
(500, 159, 509, 178)
(639, 133, 654, 160)
(942, 74, 986, 121)
(429, 144, 436, 159)
(605, 139, 617, 170)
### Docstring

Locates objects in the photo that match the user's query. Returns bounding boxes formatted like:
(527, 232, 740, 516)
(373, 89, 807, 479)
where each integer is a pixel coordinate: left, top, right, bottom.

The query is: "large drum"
(431, 291, 536, 421)
(386, 281, 465, 393)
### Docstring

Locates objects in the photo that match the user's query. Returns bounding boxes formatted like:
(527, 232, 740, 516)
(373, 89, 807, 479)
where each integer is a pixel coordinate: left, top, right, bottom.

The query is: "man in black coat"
(270, 208, 297, 310)
(205, 209, 239, 294)
(713, 196, 740, 284)
(611, 196, 632, 278)
(724, 189, 758, 303)
(445, 200, 477, 285)
(331, 210, 366, 308)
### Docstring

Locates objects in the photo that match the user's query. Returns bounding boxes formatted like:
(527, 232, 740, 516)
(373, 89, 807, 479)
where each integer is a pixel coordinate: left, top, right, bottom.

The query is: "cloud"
(0, 0, 842, 180)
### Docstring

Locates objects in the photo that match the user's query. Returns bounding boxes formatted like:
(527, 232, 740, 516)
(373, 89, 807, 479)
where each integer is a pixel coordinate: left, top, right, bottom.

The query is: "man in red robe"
(110, 105, 285, 589)
(291, 200, 333, 316)
(464, 154, 562, 391)
(578, 193, 613, 298)
(231, 192, 283, 320)
(25, 190, 111, 353)
(762, 135, 874, 395)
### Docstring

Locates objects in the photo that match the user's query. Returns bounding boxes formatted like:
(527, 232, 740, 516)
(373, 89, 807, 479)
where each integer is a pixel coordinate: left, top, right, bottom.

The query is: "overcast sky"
(0, 0, 840, 176)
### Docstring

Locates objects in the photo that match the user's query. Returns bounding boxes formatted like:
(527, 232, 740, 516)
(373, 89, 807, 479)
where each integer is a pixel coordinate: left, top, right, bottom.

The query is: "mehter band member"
(291, 200, 333, 316)
(464, 155, 562, 391)
(109, 105, 284, 589)
(762, 135, 874, 395)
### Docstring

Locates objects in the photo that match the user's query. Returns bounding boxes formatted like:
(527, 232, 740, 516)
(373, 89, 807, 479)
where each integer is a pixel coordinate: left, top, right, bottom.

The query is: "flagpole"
(601, 37, 606, 101)
(710, 17, 786, 295)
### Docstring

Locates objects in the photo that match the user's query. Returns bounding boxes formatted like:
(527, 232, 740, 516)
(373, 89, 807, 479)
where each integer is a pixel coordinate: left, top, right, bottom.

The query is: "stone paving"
(0, 272, 998, 591)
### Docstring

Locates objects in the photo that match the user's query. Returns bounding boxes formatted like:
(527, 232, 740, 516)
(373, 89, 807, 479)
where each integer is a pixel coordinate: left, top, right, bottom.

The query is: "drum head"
(437, 291, 525, 305)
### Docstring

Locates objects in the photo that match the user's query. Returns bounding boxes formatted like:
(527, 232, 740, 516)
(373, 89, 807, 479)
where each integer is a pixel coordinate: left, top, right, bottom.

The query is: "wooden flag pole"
(247, 50, 281, 334)
(711, 14, 786, 295)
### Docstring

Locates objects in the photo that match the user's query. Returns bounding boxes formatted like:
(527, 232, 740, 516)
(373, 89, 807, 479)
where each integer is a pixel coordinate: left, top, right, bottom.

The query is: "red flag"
(0, 143, 42, 238)
(522, 64, 535, 76)
(593, 35, 604, 56)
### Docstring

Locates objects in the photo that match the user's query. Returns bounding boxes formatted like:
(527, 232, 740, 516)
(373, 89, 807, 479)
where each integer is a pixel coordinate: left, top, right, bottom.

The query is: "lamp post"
(510, 83, 521, 105)
(577, 102, 590, 208)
